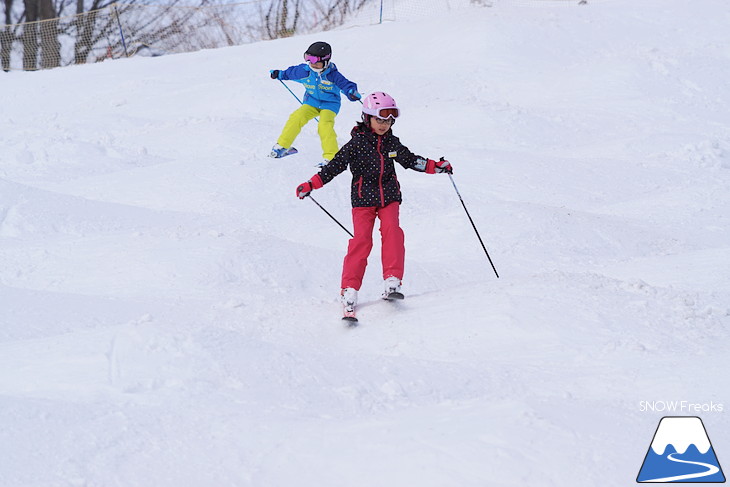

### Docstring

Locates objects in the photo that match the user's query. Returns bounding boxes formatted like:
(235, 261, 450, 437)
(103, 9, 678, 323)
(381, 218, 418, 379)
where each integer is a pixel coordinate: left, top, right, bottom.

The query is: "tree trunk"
(39, 0, 60, 68)
(73, 8, 98, 64)
(265, 0, 301, 39)
(22, 0, 39, 70)
(1, 0, 14, 71)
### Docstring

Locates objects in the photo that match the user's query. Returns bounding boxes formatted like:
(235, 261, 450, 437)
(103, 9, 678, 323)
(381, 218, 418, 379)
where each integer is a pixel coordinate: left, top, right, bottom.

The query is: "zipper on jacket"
(377, 136, 385, 207)
(314, 72, 321, 108)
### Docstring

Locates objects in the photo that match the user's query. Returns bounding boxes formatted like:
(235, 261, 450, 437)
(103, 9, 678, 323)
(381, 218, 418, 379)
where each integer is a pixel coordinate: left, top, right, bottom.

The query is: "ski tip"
(342, 316, 359, 326)
(383, 292, 404, 301)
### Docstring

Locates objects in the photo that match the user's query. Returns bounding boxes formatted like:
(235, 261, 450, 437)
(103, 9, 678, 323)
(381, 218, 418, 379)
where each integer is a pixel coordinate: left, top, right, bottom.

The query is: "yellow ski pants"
(276, 104, 338, 160)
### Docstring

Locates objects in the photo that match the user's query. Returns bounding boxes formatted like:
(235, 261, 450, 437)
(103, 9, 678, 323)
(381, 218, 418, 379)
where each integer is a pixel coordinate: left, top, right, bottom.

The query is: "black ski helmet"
(304, 41, 332, 66)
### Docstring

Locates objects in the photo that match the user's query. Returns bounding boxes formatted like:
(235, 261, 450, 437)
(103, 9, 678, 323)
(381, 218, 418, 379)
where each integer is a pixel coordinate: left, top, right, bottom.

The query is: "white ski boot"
(341, 287, 358, 322)
(383, 277, 404, 300)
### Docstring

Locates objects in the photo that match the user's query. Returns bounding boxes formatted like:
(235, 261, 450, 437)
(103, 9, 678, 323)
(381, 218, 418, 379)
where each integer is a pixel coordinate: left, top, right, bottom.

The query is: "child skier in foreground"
(269, 41, 361, 164)
(295, 92, 453, 321)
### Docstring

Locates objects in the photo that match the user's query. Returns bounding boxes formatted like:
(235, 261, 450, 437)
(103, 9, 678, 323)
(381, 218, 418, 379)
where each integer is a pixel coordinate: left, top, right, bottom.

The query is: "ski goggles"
(304, 53, 331, 64)
(373, 108, 399, 120)
(373, 116, 395, 125)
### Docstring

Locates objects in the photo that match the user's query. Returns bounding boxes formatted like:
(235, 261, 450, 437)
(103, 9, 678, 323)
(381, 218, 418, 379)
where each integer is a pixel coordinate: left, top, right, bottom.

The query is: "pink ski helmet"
(362, 92, 400, 120)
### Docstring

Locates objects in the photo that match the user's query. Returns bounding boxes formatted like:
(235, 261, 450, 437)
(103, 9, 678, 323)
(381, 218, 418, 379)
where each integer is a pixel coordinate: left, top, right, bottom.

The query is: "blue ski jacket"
(275, 62, 357, 114)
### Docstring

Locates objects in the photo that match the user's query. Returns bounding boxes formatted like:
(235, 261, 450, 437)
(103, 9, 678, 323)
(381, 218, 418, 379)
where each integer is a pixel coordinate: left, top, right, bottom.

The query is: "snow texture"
(1, 0, 729, 485)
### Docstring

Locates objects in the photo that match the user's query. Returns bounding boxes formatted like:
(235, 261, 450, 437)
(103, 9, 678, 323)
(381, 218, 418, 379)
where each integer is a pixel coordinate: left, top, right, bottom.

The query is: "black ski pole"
(308, 195, 354, 238)
(447, 173, 500, 278)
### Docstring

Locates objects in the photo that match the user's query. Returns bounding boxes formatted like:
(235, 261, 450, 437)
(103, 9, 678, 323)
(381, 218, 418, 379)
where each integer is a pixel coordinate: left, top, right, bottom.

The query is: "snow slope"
(1, 1, 729, 485)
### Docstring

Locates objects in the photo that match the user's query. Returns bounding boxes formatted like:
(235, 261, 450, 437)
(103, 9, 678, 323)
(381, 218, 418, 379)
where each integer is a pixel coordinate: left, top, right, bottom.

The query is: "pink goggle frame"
(304, 53, 331, 64)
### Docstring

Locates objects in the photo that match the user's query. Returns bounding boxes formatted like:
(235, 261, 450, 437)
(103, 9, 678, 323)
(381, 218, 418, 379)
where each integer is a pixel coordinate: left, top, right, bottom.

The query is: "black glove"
(270, 70, 280, 80)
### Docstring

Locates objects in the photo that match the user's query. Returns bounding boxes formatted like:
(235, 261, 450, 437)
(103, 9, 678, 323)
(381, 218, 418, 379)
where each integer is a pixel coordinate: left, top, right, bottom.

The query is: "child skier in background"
(269, 41, 361, 164)
(295, 92, 453, 321)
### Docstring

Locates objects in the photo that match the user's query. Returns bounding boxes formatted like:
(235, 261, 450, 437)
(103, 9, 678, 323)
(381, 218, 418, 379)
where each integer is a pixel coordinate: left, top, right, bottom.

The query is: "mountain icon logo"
(637, 416, 726, 483)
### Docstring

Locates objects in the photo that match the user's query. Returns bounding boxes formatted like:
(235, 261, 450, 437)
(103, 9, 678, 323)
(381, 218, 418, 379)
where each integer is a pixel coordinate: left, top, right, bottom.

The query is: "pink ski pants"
(341, 202, 404, 290)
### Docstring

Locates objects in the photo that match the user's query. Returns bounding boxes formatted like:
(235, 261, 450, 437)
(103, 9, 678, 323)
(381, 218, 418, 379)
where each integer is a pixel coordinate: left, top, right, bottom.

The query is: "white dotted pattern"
(317, 123, 429, 208)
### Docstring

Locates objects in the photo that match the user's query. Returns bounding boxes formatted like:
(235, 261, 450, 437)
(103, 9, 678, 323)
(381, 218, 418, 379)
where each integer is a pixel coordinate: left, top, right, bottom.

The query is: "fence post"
(379, 0, 384, 24)
(112, 3, 129, 57)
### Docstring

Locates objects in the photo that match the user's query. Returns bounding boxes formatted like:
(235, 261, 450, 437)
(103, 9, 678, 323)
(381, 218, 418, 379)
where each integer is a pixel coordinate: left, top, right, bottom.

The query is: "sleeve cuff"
(311, 174, 324, 189)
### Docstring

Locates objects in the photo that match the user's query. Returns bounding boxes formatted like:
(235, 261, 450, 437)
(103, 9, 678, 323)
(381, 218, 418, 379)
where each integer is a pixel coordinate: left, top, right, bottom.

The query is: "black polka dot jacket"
(316, 123, 430, 208)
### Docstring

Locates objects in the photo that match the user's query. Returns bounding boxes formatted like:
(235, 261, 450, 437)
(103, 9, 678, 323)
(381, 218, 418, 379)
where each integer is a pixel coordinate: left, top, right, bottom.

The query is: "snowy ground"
(2, 0, 730, 485)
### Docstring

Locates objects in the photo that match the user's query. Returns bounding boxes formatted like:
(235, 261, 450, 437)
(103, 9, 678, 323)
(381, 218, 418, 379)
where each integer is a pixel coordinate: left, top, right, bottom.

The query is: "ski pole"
(447, 172, 500, 278)
(278, 79, 318, 122)
(308, 195, 353, 238)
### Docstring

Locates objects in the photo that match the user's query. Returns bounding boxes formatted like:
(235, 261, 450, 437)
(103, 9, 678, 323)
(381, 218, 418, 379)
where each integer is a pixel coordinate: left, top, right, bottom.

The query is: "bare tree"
(21, 0, 59, 69)
(1, 0, 16, 70)
(70, 0, 210, 64)
(2, 0, 371, 71)
(257, 0, 369, 41)
(21, 0, 37, 69)
(38, 0, 59, 68)
(312, 0, 368, 31)
(2, 0, 211, 69)
(71, 1, 120, 64)
(264, 0, 301, 39)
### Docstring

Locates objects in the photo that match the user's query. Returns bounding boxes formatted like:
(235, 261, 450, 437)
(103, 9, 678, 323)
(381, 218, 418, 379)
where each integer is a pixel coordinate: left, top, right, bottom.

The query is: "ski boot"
(383, 276, 404, 300)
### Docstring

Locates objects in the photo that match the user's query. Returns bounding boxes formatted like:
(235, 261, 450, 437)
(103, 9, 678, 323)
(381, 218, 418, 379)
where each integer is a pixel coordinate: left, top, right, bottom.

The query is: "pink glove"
(296, 174, 323, 199)
(425, 158, 452, 174)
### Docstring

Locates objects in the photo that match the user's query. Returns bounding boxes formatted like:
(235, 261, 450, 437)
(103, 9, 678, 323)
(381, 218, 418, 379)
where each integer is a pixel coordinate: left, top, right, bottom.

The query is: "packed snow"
(1, 0, 729, 485)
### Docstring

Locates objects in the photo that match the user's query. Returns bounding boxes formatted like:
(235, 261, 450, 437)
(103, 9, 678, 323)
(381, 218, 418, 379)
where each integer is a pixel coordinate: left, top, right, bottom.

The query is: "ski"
(269, 147, 298, 159)
(342, 306, 358, 324)
(382, 291, 404, 301)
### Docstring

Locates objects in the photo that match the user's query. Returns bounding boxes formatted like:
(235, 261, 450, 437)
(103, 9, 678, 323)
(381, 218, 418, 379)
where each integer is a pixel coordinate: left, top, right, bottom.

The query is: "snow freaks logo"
(637, 416, 726, 483)
(639, 401, 724, 413)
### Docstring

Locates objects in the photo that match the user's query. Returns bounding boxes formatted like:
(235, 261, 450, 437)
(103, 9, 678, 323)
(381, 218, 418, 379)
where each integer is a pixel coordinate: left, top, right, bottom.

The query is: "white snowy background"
(2, 0, 730, 485)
